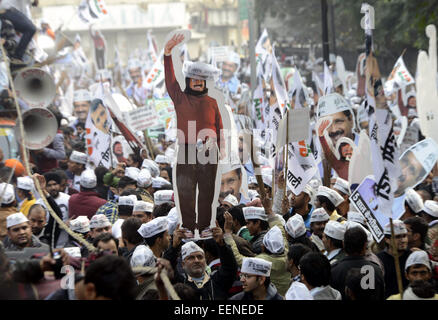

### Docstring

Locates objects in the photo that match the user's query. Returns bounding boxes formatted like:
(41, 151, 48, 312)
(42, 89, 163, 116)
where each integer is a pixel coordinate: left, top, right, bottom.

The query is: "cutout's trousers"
(176, 144, 218, 232)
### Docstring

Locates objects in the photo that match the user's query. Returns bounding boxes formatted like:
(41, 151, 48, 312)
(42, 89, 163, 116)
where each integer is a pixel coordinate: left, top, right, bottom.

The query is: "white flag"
(323, 62, 333, 95)
(384, 56, 415, 95)
(271, 48, 290, 112)
(85, 99, 113, 168)
(369, 108, 401, 216)
(144, 50, 164, 90)
(286, 141, 318, 195)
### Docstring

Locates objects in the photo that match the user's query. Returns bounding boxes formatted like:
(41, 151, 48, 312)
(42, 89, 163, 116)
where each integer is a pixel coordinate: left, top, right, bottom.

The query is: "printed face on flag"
(90, 101, 110, 134)
(395, 138, 438, 197)
(321, 111, 355, 147)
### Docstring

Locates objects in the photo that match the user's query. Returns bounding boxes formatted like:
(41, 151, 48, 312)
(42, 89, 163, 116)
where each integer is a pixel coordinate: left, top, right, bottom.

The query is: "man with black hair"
(137, 217, 171, 259)
(153, 202, 174, 218)
(93, 233, 119, 255)
(75, 255, 137, 300)
(387, 250, 438, 299)
(120, 217, 144, 263)
(299, 252, 341, 300)
(44, 171, 70, 223)
(287, 244, 312, 283)
(53, 169, 78, 196)
(230, 257, 283, 300)
(377, 220, 410, 298)
(404, 216, 428, 250)
(330, 226, 385, 300)
(344, 268, 380, 300)
(228, 204, 252, 241)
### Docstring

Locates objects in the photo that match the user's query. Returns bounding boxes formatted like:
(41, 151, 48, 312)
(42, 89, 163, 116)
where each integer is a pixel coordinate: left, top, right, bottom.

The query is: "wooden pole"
(250, 134, 271, 214)
(283, 109, 289, 207)
(389, 218, 405, 298)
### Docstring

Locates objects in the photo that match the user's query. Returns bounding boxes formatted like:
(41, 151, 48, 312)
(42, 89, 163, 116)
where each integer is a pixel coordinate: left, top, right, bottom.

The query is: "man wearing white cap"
(309, 208, 330, 252)
(89, 214, 112, 240)
(217, 51, 241, 95)
(401, 188, 424, 220)
(71, 89, 91, 124)
(240, 206, 269, 254)
(387, 250, 438, 300)
(421, 200, 438, 261)
(377, 220, 411, 298)
(137, 216, 170, 259)
(16, 176, 36, 217)
(68, 169, 107, 219)
(125, 58, 151, 106)
(67, 150, 88, 192)
(170, 223, 238, 300)
(229, 257, 283, 300)
(3, 212, 49, 251)
(154, 154, 170, 170)
(332, 177, 350, 218)
(136, 169, 154, 203)
(0, 183, 18, 241)
(64, 216, 91, 255)
(316, 186, 346, 224)
(322, 221, 346, 265)
(220, 194, 238, 211)
(132, 200, 154, 224)
(111, 193, 138, 241)
(285, 184, 315, 231)
(164, 33, 225, 238)
(284, 214, 319, 252)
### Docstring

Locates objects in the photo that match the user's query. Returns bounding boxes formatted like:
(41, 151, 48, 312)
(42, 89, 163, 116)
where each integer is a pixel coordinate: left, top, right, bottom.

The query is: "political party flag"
(144, 50, 164, 90)
(78, 0, 108, 24)
(85, 98, 113, 168)
(384, 55, 415, 95)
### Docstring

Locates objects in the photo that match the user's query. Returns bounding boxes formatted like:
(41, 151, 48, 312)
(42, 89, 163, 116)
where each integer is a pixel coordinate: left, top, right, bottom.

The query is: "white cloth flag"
(384, 56, 415, 95)
(271, 48, 289, 111)
(312, 71, 324, 97)
(323, 62, 333, 95)
(144, 50, 164, 90)
(78, 0, 108, 24)
(252, 75, 265, 130)
(286, 141, 318, 195)
(369, 108, 400, 216)
(147, 31, 158, 63)
(256, 29, 273, 82)
(85, 99, 113, 169)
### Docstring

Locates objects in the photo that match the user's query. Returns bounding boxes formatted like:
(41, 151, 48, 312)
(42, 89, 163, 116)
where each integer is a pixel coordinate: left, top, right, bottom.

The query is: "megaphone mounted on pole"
(15, 108, 58, 150)
(13, 67, 56, 108)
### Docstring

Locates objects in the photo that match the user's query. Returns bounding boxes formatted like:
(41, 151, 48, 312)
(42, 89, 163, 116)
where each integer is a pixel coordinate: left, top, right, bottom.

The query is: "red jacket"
(68, 191, 107, 219)
(164, 55, 224, 151)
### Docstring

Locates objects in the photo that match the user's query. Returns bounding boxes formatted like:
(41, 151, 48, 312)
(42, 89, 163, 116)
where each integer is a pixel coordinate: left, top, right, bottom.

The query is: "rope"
(131, 266, 180, 300)
(0, 42, 97, 253)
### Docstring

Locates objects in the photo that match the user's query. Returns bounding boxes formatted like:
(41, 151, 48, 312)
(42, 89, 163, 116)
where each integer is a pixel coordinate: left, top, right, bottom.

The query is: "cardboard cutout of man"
(164, 31, 226, 239)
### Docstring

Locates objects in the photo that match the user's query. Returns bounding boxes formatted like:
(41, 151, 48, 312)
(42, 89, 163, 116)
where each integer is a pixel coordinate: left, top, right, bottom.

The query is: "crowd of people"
(0, 2, 437, 302)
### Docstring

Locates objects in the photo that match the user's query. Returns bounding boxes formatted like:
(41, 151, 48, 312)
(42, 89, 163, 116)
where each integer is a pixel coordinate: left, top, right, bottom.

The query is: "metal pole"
(248, 0, 257, 93)
(329, 0, 337, 56)
(321, 0, 330, 64)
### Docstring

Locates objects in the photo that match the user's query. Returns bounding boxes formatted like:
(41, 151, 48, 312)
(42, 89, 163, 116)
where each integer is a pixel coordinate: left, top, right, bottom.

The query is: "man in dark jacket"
(330, 226, 385, 300)
(68, 170, 107, 219)
(229, 257, 283, 300)
(166, 223, 238, 300)
(376, 220, 410, 298)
